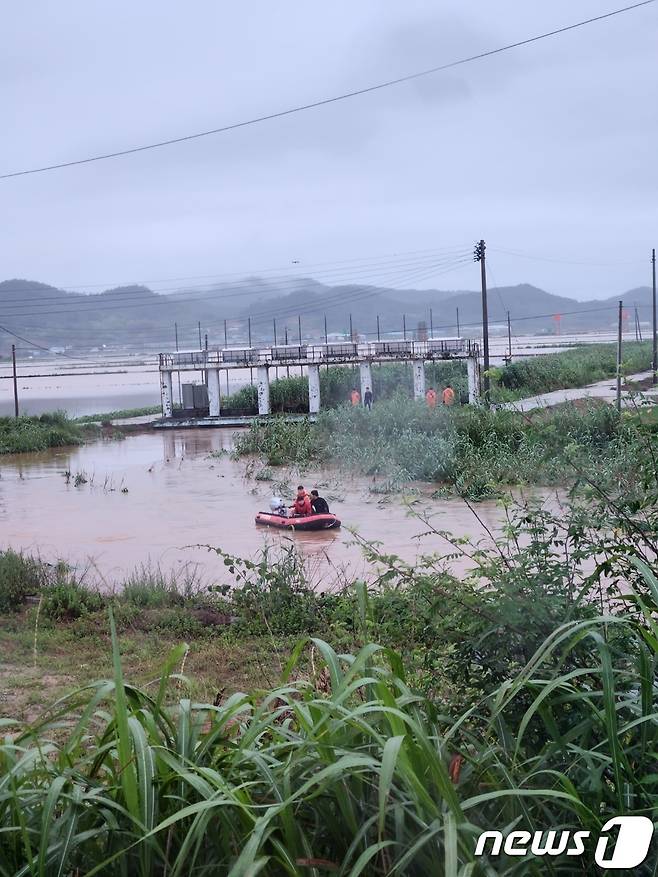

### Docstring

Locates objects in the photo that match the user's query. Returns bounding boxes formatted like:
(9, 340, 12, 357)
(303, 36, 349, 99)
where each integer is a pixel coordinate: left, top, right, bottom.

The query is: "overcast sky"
(1, 0, 656, 301)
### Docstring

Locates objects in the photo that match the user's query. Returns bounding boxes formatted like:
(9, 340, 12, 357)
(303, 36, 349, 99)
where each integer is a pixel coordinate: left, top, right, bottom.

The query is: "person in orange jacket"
(425, 387, 438, 409)
(350, 387, 361, 406)
(290, 484, 312, 516)
(442, 384, 456, 406)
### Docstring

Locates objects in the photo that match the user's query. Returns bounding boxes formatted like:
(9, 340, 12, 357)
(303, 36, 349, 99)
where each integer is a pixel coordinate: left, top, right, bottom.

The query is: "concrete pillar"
(257, 365, 270, 415)
(308, 363, 321, 414)
(413, 360, 426, 400)
(207, 368, 221, 417)
(467, 356, 480, 405)
(359, 362, 372, 402)
(160, 370, 173, 418)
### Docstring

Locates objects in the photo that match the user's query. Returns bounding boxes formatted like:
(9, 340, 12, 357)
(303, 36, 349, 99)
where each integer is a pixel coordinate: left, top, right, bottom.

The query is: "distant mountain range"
(0, 277, 652, 356)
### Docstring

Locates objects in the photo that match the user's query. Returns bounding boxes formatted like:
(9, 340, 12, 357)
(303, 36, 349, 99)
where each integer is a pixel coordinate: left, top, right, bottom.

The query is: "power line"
(1, 259, 474, 357)
(0, 245, 471, 298)
(490, 247, 642, 267)
(0, 249, 472, 309)
(1, 1, 654, 181)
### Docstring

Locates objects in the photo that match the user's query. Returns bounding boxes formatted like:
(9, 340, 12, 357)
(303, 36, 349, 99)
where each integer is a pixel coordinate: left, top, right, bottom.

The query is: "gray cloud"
(0, 0, 656, 300)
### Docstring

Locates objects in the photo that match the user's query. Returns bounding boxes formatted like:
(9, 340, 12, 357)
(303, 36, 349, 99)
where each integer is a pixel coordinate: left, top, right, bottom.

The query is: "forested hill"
(0, 277, 650, 355)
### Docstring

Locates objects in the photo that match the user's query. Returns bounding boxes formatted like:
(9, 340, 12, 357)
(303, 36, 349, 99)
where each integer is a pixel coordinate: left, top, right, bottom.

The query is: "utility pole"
(224, 319, 229, 395)
(197, 321, 202, 349)
(403, 313, 407, 340)
(204, 333, 208, 386)
(273, 318, 279, 379)
(429, 308, 434, 338)
(651, 249, 658, 384)
(11, 344, 19, 418)
(248, 317, 253, 385)
(507, 311, 512, 363)
(456, 307, 460, 337)
(474, 240, 489, 402)
(634, 305, 643, 343)
(617, 300, 623, 413)
(349, 313, 353, 341)
(324, 313, 329, 372)
(174, 322, 182, 405)
(285, 326, 290, 377)
(376, 314, 381, 342)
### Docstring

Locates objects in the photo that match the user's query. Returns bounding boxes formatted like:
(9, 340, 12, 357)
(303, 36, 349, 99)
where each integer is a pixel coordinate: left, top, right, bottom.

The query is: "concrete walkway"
(501, 371, 658, 413)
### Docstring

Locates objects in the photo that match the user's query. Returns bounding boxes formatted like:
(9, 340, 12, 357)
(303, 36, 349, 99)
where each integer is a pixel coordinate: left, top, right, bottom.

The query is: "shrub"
(41, 581, 104, 620)
(0, 550, 44, 612)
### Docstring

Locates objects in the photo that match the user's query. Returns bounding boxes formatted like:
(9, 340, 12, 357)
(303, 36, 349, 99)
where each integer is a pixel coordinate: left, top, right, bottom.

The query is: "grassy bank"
(75, 404, 161, 423)
(235, 396, 649, 497)
(0, 412, 92, 454)
(487, 341, 651, 399)
(2, 464, 658, 873)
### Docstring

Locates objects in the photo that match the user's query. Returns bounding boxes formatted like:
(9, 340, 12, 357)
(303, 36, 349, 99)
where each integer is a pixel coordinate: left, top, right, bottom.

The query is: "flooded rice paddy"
(0, 429, 526, 590)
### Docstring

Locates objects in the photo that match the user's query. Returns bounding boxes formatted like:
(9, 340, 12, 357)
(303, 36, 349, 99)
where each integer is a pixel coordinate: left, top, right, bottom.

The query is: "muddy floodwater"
(0, 430, 529, 590)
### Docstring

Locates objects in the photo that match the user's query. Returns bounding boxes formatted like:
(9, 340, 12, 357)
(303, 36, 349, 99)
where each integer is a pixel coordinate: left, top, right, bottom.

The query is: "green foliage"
(0, 411, 88, 454)
(493, 341, 652, 398)
(235, 396, 644, 497)
(42, 581, 104, 620)
(4, 453, 658, 871)
(224, 363, 468, 413)
(211, 544, 324, 636)
(75, 405, 161, 423)
(120, 566, 196, 608)
(0, 550, 44, 611)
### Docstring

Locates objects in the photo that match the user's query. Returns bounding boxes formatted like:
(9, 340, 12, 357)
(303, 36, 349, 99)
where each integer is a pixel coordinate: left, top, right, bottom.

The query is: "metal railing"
(158, 338, 479, 370)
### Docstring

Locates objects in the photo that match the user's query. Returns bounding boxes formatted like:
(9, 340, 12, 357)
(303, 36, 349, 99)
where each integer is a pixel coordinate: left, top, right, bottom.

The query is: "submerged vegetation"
(0, 412, 91, 454)
(2, 445, 658, 872)
(235, 395, 651, 497)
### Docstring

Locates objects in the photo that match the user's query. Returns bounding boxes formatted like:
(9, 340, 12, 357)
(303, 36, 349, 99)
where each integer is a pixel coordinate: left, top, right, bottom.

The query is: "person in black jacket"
(310, 489, 330, 515)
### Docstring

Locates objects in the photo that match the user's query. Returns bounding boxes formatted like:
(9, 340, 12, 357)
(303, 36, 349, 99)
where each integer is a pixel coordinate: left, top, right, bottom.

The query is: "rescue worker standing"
(442, 384, 456, 406)
(350, 387, 361, 406)
(425, 387, 437, 409)
(364, 386, 373, 410)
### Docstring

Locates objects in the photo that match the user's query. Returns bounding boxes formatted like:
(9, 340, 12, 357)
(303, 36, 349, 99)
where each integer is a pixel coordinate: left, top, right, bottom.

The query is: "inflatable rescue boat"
(255, 511, 341, 531)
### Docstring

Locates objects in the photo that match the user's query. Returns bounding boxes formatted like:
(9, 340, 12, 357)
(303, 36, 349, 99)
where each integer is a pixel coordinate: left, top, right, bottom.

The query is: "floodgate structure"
(156, 338, 481, 426)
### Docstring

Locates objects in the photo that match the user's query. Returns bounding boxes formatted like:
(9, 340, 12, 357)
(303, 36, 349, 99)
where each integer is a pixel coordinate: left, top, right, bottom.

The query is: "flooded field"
(0, 429, 524, 589)
(0, 333, 625, 417)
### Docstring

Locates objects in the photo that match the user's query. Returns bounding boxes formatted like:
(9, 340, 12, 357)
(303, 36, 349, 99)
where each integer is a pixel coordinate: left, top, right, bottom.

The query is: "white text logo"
(474, 817, 653, 869)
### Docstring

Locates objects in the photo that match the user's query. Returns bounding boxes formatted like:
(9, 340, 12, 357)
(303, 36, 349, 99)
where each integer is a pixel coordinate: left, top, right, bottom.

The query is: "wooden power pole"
(617, 300, 623, 413)
(11, 344, 19, 418)
(651, 249, 658, 384)
(474, 240, 489, 401)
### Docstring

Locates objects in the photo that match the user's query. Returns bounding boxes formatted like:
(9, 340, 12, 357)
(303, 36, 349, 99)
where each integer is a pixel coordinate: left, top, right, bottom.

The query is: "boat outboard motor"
(269, 496, 287, 516)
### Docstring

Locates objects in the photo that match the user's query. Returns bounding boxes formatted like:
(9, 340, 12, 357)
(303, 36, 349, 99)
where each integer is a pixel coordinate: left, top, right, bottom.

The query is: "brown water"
(0, 429, 518, 590)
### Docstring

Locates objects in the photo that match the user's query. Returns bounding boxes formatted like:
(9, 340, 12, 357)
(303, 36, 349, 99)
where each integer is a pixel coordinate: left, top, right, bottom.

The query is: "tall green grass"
(1, 571, 657, 874)
(235, 397, 646, 496)
(491, 341, 652, 398)
(4, 458, 658, 872)
(0, 412, 89, 454)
